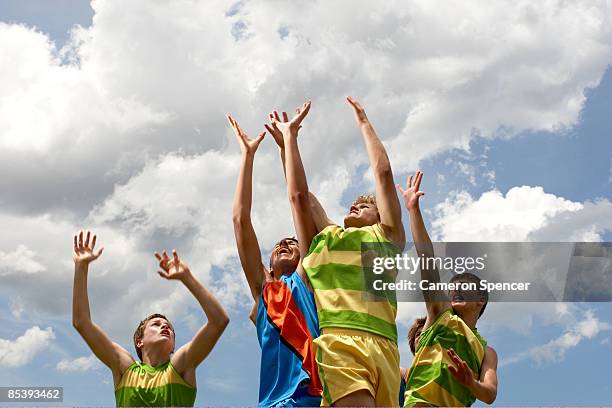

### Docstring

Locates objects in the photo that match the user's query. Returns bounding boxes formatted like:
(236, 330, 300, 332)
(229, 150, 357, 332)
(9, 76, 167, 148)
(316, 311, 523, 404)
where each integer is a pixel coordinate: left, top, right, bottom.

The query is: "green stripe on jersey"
(304, 223, 399, 342)
(115, 361, 196, 407)
(404, 310, 487, 407)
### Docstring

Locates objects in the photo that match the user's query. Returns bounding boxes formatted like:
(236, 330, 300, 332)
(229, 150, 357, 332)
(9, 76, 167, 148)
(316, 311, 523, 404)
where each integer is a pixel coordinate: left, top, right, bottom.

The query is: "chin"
(451, 301, 467, 312)
(273, 258, 299, 274)
(344, 215, 363, 228)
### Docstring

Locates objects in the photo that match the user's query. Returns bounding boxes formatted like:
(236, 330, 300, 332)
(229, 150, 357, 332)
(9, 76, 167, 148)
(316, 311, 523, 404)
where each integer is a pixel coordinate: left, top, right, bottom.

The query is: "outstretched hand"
(73, 230, 104, 265)
(346, 96, 369, 125)
(155, 250, 192, 282)
(227, 114, 265, 156)
(270, 101, 311, 137)
(396, 170, 425, 211)
(447, 348, 476, 388)
(264, 111, 301, 149)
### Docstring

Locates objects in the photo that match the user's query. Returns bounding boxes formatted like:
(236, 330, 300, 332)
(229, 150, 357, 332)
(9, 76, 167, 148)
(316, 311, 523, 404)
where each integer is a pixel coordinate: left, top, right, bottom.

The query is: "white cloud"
(0, 0, 611, 215)
(0, 245, 45, 276)
(56, 354, 101, 372)
(431, 186, 611, 241)
(0, 326, 55, 367)
(1, 0, 612, 374)
(500, 309, 612, 366)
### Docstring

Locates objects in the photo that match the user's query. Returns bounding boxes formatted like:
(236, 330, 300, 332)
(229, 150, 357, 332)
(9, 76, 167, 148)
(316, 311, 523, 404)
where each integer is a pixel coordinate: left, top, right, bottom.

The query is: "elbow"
(483, 396, 496, 405)
(482, 389, 497, 404)
(72, 318, 89, 333)
(373, 161, 392, 179)
(232, 212, 249, 229)
(289, 191, 309, 206)
(214, 313, 230, 331)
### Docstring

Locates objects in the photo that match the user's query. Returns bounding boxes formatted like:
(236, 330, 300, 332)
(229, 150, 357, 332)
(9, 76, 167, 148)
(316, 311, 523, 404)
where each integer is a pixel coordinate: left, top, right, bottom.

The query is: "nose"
(349, 205, 358, 213)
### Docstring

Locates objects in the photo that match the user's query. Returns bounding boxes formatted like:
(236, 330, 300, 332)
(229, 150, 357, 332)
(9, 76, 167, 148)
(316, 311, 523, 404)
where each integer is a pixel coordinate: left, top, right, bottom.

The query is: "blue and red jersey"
(256, 271, 322, 406)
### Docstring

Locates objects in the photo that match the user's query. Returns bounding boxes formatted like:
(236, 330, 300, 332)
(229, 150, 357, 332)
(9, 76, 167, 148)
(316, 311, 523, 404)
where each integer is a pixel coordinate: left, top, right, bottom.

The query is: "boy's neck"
(455, 310, 479, 330)
(142, 349, 171, 367)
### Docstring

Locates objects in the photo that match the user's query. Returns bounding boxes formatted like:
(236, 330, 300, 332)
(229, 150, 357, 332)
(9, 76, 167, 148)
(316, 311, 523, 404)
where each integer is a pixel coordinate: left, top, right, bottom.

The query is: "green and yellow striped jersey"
(303, 223, 399, 342)
(404, 309, 487, 407)
(115, 361, 196, 407)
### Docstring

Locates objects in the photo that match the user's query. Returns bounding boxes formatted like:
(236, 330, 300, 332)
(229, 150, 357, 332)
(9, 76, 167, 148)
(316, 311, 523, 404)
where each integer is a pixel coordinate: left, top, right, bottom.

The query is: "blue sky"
(0, 1, 611, 406)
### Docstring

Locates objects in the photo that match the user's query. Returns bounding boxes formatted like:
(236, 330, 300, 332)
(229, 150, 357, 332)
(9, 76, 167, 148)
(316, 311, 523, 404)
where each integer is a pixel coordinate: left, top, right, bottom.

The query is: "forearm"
(408, 208, 434, 258)
(359, 122, 392, 178)
(182, 274, 229, 328)
(232, 152, 255, 222)
(283, 130, 318, 254)
(283, 131, 310, 198)
(72, 263, 92, 328)
(279, 148, 287, 178)
(467, 378, 497, 404)
(409, 207, 445, 304)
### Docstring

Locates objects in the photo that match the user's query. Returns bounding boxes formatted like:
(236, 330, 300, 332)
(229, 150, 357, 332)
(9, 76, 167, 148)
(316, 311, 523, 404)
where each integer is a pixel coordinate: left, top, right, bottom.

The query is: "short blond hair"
(352, 194, 377, 207)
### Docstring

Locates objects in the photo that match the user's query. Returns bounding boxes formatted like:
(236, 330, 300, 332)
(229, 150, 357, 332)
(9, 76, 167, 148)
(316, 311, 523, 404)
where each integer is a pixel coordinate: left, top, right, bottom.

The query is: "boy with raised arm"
(397, 171, 498, 406)
(72, 230, 229, 407)
(228, 115, 322, 407)
(273, 97, 406, 406)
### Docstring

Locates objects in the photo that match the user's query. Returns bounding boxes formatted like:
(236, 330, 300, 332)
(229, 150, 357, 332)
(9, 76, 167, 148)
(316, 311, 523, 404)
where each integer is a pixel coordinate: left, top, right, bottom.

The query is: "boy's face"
(270, 238, 300, 278)
(138, 317, 175, 356)
(449, 288, 485, 318)
(344, 202, 379, 228)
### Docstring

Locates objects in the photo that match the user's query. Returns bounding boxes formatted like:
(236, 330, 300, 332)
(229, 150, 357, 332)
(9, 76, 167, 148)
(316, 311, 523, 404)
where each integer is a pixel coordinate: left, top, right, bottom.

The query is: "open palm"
(271, 101, 311, 135)
(227, 114, 265, 155)
(397, 171, 425, 211)
(73, 230, 104, 265)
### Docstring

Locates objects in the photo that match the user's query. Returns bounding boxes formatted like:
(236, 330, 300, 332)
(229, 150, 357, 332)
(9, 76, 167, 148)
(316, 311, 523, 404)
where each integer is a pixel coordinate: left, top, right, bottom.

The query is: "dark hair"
(449, 272, 488, 317)
(133, 313, 174, 360)
(408, 317, 426, 354)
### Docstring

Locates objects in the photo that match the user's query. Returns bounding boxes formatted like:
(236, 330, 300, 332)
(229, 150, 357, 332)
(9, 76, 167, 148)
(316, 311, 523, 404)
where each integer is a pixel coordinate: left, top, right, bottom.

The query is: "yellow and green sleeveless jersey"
(404, 309, 487, 407)
(302, 223, 399, 342)
(115, 361, 196, 407)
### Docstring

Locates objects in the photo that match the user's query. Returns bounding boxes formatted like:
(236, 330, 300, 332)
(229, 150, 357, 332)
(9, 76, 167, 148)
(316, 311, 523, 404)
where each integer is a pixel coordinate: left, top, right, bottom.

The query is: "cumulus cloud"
(2, 0, 612, 369)
(56, 354, 101, 372)
(0, 326, 55, 367)
(0, 245, 45, 276)
(500, 309, 612, 366)
(1, 0, 611, 217)
(431, 186, 611, 241)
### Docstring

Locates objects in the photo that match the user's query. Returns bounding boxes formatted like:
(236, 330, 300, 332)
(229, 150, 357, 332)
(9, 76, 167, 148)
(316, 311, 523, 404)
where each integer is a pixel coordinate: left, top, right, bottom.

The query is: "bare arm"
(249, 302, 258, 325)
(157, 251, 229, 379)
(228, 115, 269, 302)
(448, 346, 498, 404)
(347, 97, 405, 249)
(265, 111, 336, 233)
(308, 192, 336, 231)
(72, 231, 134, 385)
(398, 172, 450, 327)
(272, 102, 319, 265)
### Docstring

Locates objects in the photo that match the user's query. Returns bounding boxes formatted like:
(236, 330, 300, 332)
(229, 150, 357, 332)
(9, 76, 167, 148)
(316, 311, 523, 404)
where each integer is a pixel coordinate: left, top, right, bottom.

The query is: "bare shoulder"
(485, 346, 498, 364)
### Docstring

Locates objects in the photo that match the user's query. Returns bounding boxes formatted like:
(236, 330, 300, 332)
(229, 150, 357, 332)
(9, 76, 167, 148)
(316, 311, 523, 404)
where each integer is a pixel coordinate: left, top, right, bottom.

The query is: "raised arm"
(72, 231, 134, 385)
(158, 251, 229, 382)
(347, 97, 405, 249)
(229, 115, 269, 302)
(397, 172, 450, 327)
(271, 102, 319, 264)
(265, 112, 336, 232)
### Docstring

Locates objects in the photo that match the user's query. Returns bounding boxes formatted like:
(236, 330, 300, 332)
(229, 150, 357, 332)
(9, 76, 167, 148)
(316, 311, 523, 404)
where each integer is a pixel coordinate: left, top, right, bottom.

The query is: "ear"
(136, 339, 143, 349)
